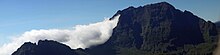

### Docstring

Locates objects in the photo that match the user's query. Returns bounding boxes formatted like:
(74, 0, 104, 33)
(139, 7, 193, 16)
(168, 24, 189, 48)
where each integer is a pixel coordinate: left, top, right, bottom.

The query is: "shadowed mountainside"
(215, 21, 220, 27)
(12, 2, 219, 55)
(213, 21, 220, 55)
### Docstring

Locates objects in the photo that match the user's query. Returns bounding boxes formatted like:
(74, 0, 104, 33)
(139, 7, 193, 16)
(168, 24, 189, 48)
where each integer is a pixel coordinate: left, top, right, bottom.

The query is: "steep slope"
(12, 2, 219, 55)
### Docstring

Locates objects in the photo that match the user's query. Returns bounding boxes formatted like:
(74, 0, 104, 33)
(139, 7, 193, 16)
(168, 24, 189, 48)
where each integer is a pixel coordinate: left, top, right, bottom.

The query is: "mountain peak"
(22, 42, 36, 46)
(145, 2, 174, 8)
(119, 2, 174, 15)
(110, 2, 175, 20)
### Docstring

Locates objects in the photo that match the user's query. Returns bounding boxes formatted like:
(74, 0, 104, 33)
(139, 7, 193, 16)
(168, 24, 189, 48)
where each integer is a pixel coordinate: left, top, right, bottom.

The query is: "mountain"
(12, 2, 219, 55)
(12, 40, 77, 55)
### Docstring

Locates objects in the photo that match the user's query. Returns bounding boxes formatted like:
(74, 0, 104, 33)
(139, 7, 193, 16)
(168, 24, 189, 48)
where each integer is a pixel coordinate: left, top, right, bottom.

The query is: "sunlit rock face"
(12, 2, 219, 55)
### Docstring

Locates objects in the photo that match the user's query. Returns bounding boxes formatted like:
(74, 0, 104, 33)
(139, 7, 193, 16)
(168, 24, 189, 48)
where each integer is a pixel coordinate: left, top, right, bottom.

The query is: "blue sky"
(0, 0, 219, 46)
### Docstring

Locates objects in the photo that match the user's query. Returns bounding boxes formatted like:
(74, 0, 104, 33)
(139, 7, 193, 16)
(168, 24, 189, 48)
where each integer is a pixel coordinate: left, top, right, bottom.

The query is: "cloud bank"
(0, 15, 120, 55)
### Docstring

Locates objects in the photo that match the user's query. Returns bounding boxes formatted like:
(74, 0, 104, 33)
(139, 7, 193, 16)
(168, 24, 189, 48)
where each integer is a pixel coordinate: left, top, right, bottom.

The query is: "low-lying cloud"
(0, 15, 120, 55)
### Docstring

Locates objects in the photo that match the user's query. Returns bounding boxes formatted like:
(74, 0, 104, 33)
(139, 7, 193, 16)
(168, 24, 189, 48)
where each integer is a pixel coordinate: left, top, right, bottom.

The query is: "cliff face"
(12, 2, 219, 55)
(86, 2, 218, 55)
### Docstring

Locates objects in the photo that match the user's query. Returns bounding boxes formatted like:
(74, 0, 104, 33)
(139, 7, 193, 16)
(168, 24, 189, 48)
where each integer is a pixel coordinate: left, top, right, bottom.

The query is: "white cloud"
(0, 15, 120, 55)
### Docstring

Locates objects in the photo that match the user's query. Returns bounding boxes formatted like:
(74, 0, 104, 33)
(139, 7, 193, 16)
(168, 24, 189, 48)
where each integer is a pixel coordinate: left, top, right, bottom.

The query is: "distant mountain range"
(12, 2, 219, 55)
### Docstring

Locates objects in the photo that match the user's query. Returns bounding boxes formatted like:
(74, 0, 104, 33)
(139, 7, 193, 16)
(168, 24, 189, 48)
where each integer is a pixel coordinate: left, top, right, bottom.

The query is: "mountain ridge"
(12, 2, 219, 55)
(12, 40, 77, 55)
